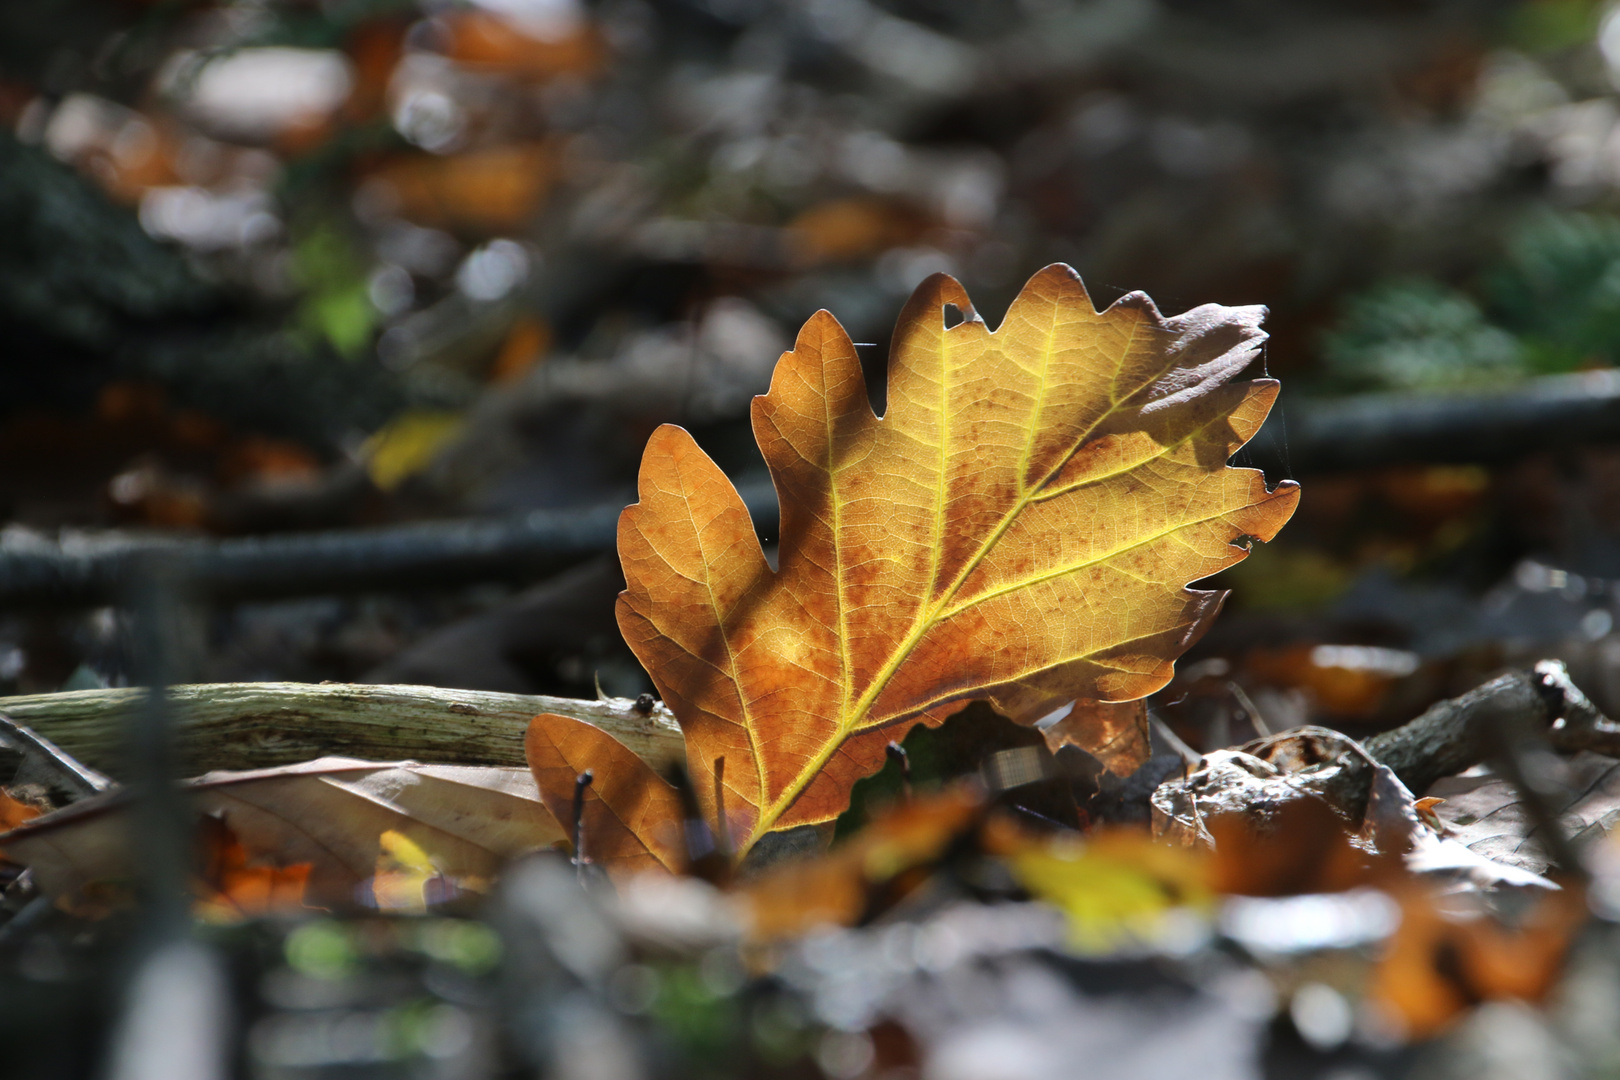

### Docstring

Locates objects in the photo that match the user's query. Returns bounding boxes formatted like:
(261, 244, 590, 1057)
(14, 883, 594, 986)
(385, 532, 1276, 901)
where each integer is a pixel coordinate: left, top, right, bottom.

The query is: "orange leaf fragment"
(370, 143, 557, 234)
(1369, 884, 1587, 1039)
(193, 816, 313, 923)
(0, 789, 43, 832)
(741, 785, 984, 941)
(526, 712, 688, 877)
(611, 265, 1297, 856)
(440, 10, 605, 81)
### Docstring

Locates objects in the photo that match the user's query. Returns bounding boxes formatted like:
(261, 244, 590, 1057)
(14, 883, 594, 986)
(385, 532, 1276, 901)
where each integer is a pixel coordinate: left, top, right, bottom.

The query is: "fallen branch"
(0, 682, 685, 780)
(1365, 661, 1620, 795)
(0, 483, 778, 606)
(1247, 369, 1620, 474)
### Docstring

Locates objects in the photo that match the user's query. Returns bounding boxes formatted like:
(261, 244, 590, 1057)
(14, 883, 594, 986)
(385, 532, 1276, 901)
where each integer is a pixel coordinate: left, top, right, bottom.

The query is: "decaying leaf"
(1368, 884, 1588, 1038)
(607, 265, 1297, 855)
(0, 757, 563, 908)
(1425, 750, 1620, 876)
(1364, 762, 1557, 891)
(1041, 699, 1150, 775)
(1205, 797, 1381, 897)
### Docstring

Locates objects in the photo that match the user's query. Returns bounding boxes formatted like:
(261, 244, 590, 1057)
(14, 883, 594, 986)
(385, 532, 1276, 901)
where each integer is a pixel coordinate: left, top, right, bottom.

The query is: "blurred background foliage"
(15, 0, 1620, 733)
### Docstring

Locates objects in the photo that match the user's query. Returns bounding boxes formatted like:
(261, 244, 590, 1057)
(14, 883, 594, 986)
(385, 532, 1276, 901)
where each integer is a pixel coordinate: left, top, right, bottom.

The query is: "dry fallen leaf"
(1426, 750, 1620, 876)
(1205, 797, 1380, 897)
(1364, 762, 1556, 891)
(740, 785, 984, 941)
(601, 265, 1296, 857)
(0, 757, 563, 909)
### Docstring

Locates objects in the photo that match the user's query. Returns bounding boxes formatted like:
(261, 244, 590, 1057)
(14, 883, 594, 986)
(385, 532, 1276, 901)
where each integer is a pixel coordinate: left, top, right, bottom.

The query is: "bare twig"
(0, 714, 113, 794)
(1364, 661, 1620, 796)
(886, 741, 911, 802)
(571, 770, 594, 881)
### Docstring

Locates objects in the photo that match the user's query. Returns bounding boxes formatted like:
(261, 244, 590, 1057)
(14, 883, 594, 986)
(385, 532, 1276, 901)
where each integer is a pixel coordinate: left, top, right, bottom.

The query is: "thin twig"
(0, 713, 114, 794)
(886, 741, 911, 802)
(1149, 711, 1201, 765)
(1226, 681, 1271, 738)
(712, 757, 732, 858)
(571, 770, 594, 881)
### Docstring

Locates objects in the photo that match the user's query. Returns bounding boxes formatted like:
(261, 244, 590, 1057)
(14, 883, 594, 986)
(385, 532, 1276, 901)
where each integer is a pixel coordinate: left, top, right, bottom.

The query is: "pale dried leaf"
(1041, 699, 1149, 775)
(0, 756, 564, 906)
(1425, 750, 1620, 877)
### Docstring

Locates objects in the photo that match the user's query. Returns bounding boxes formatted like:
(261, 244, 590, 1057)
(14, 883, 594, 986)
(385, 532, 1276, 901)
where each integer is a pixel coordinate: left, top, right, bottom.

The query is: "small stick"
(571, 770, 594, 878)
(1226, 681, 1272, 738)
(661, 760, 725, 882)
(0, 713, 113, 794)
(1149, 711, 1201, 765)
(712, 757, 732, 858)
(886, 741, 911, 802)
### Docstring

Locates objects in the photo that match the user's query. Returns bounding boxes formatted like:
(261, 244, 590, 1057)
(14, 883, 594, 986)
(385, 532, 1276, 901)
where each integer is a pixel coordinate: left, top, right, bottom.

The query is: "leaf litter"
(4, 269, 1620, 1078)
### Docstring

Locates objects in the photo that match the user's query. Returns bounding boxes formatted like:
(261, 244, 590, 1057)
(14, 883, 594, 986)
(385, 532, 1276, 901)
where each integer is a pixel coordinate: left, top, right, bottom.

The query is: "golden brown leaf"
(616, 265, 1297, 855)
(1042, 699, 1150, 776)
(526, 712, 687, 877)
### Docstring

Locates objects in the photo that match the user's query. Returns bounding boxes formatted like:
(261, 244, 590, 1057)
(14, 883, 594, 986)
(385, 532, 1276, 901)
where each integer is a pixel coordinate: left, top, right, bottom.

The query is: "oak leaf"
(547, 265, 1298, 859)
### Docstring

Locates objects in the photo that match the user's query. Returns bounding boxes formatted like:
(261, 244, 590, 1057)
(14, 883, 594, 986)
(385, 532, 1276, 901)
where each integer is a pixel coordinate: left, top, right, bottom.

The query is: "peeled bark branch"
(0, 682, 685, 780)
